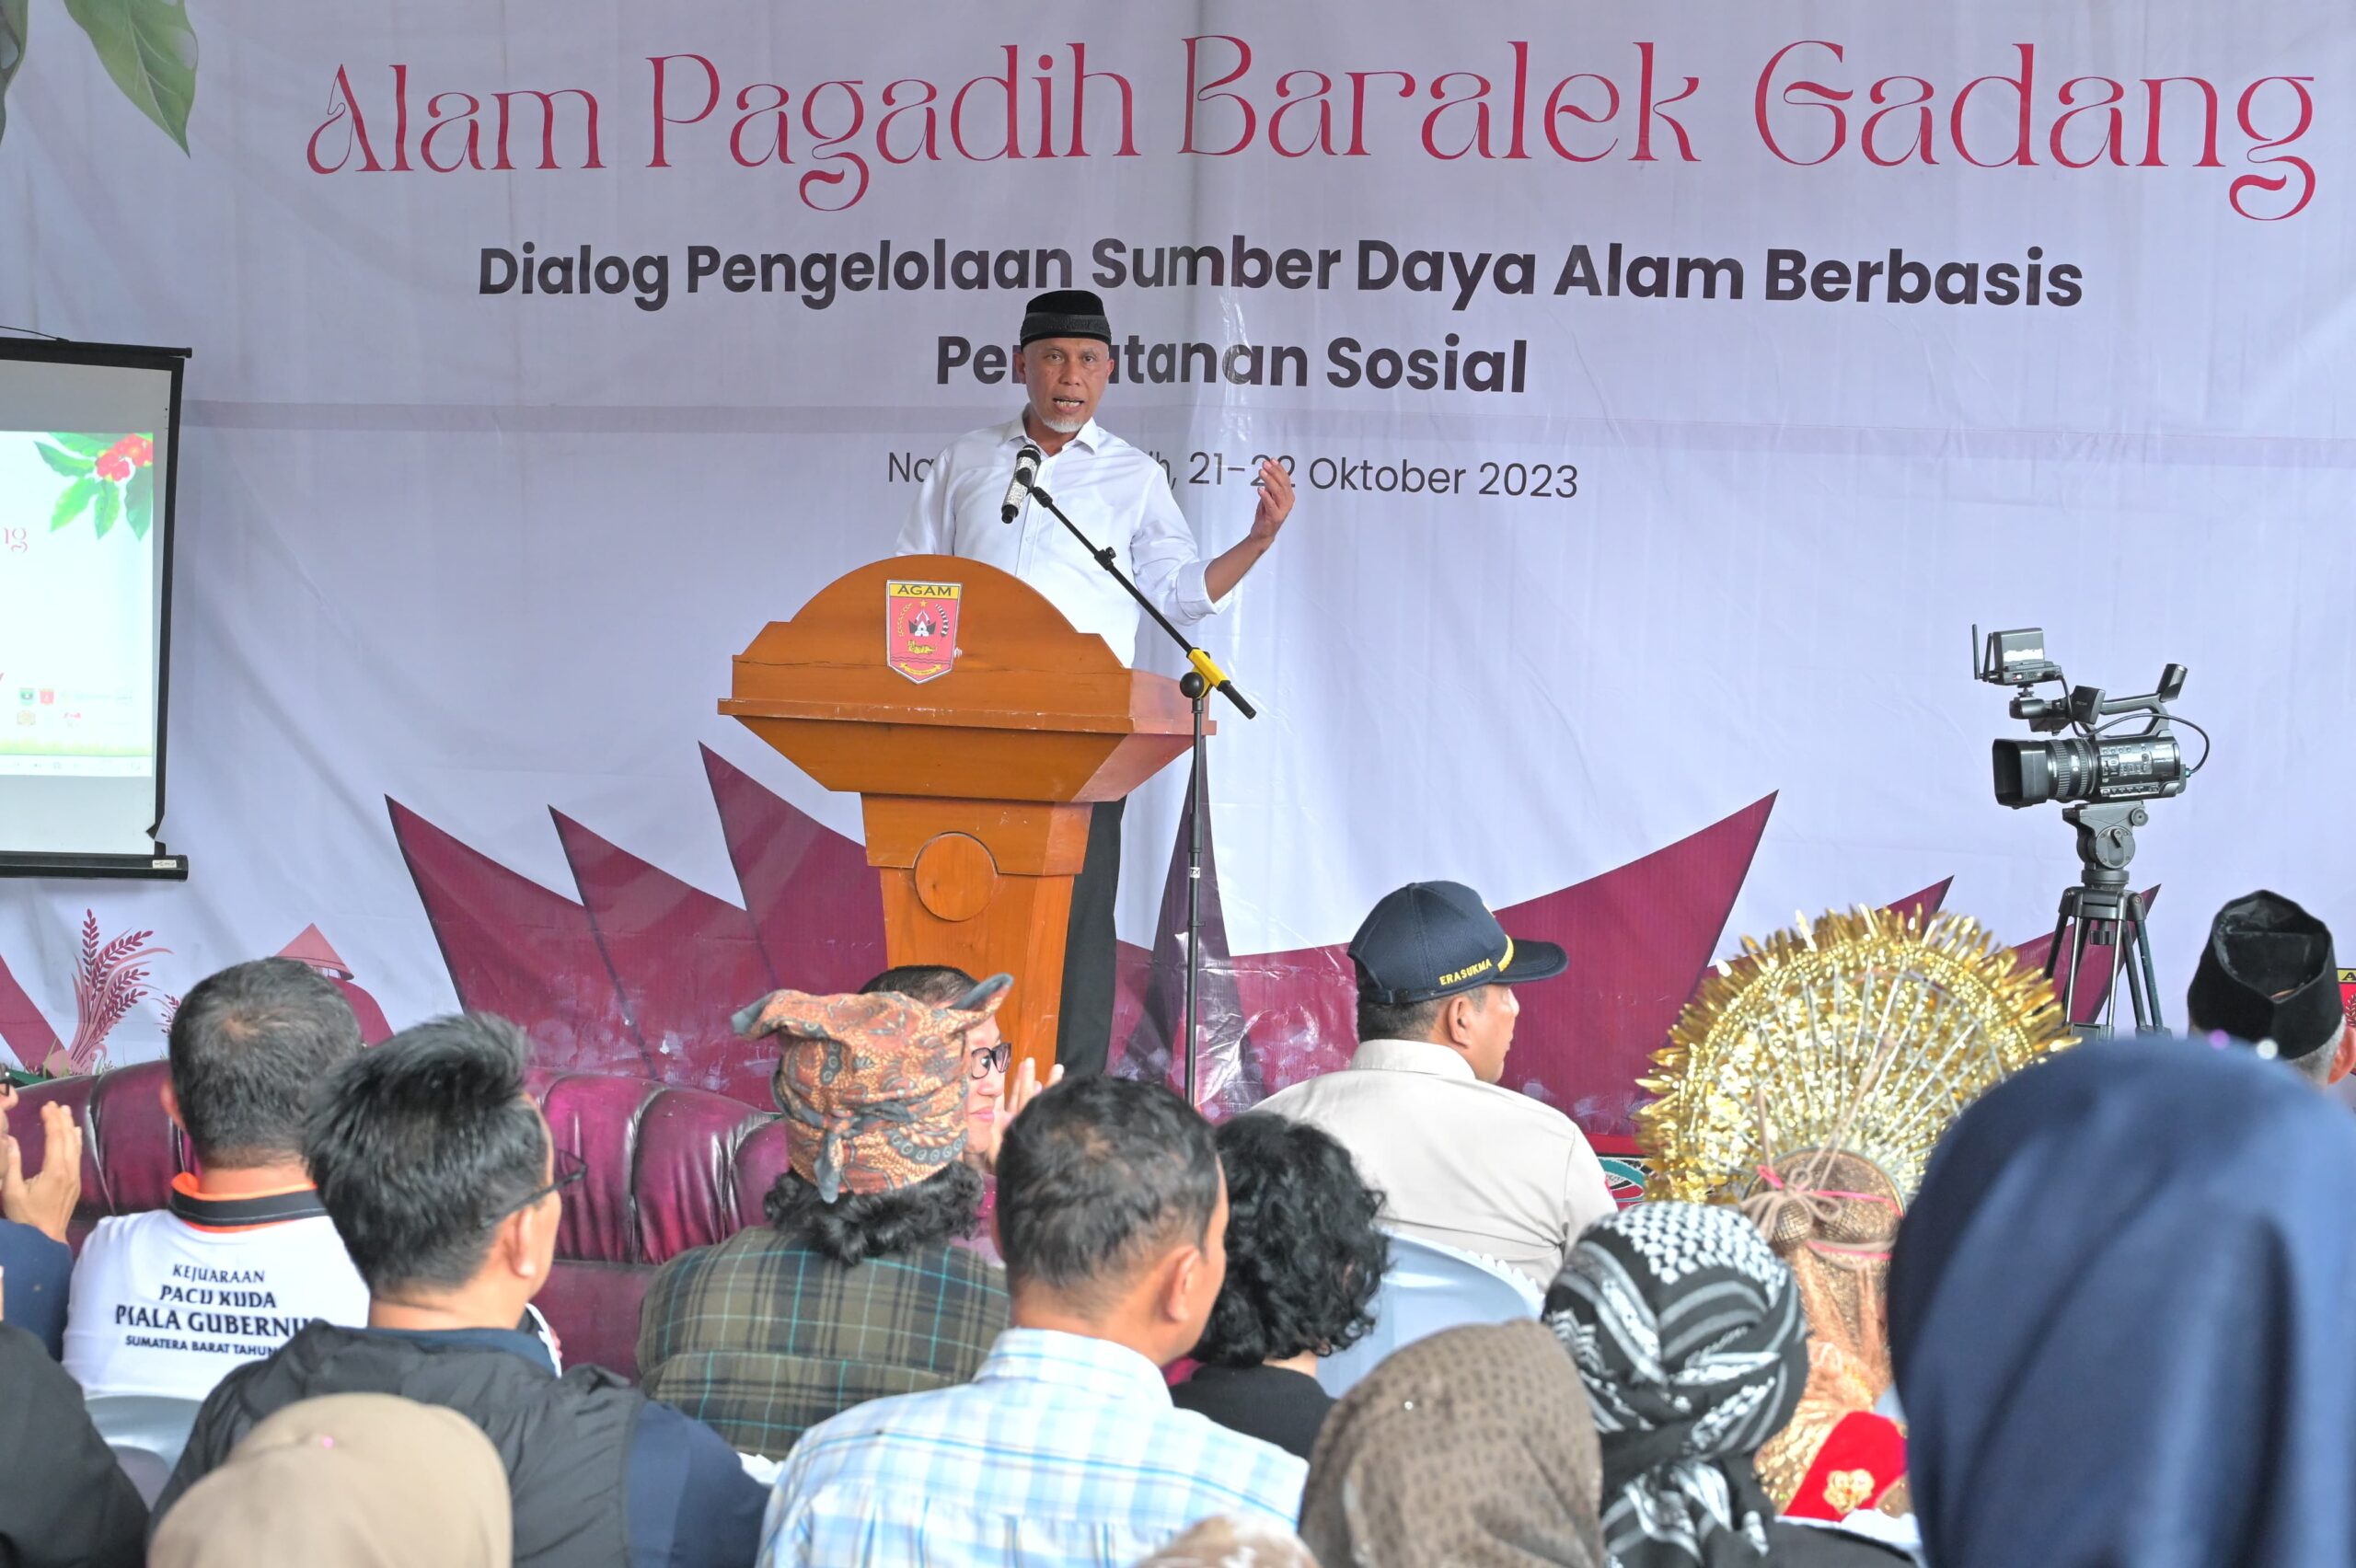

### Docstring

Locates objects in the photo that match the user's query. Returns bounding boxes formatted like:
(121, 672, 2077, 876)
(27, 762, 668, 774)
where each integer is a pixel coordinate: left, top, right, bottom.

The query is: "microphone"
(1000, 443, 1044, 524)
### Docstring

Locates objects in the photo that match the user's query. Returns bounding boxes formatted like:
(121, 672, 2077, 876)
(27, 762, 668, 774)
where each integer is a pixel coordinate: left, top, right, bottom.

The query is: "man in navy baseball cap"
(1256, 880, 1611, 1290)
(1352, 881, 1567, 997)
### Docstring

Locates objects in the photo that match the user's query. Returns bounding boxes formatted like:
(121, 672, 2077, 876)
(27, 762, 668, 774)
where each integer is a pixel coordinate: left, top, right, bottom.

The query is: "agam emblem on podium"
(885, 580, 964, 683)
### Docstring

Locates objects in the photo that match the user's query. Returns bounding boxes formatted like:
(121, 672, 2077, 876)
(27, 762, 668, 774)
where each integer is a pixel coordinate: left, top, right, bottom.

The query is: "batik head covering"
(1299, 1320, 1603, 1568)
(150, 1393, 511, 1568)
(1544, 1202, 1806, 1568)
(1889, 1035, 2356, 1568)
(733, 974, 1011, 1203)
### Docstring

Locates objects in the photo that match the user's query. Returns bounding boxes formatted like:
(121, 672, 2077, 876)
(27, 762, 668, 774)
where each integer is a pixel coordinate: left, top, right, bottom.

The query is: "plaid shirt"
(758, 1328, 1308, 1568)
(636, 1225, 1007, 1458)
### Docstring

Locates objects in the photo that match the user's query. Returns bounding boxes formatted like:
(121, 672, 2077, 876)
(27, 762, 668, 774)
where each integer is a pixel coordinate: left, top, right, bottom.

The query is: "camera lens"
(1991, 735, 2182, 808)
(1992, 737, 2084, 807)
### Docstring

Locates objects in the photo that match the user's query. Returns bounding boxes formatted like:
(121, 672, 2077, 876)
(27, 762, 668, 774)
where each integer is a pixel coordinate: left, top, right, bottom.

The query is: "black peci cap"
(1348, 881, 1567, 1007)
(1019, 288, 1112, 346)
(2186, 890, 2346, 1059)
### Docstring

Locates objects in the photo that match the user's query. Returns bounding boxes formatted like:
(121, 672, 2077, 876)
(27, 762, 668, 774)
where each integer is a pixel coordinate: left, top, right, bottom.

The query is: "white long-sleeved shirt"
(895, 414, 1227, 666)
(1255, 1038, 1618, 1290)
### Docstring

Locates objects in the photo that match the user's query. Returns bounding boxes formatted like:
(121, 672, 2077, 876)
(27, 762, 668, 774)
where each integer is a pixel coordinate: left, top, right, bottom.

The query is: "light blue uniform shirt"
(758, 1327, 1306, 1567)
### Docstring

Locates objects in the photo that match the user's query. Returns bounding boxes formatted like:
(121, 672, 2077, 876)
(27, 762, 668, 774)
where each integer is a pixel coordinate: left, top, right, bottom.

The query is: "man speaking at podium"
(897, 289, 1296, 1077)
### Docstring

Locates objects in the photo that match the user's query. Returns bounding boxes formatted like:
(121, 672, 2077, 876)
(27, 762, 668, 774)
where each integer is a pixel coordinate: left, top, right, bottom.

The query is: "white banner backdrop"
(0, 3, 2348, 1126)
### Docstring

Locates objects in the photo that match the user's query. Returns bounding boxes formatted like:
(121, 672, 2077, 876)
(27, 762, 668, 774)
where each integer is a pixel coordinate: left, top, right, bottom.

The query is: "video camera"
(1973, 627, 2200, 809)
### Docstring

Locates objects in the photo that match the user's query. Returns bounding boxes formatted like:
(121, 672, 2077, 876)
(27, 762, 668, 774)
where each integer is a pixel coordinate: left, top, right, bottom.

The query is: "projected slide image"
(0, 429, 157, 776)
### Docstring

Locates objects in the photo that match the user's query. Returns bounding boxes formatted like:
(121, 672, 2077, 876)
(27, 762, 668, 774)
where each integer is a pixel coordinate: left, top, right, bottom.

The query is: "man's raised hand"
(1, 1098, 83, 1243)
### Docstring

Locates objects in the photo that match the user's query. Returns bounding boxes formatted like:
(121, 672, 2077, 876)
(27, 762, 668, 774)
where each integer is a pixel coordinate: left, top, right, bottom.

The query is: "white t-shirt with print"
(64, 1210, 369, 1401)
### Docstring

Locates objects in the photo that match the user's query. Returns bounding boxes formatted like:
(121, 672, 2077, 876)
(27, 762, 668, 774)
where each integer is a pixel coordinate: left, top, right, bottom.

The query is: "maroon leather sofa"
(16, 1061, 788, 1379)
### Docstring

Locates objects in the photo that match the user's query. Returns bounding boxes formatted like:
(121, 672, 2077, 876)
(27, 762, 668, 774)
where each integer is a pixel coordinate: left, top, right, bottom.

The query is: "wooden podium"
(721, 556, 1206, 1077)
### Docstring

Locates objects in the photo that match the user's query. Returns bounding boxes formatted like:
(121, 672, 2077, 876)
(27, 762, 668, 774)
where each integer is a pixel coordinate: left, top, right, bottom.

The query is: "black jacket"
(156, 1320, 642, 1568)
(0, 1323, 145, 1568)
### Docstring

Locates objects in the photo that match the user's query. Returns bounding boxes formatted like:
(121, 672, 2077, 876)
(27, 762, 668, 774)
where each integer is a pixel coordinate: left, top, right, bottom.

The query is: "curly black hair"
(1192, 1113, 1388, 1366)
(764, 1159, 985, 1266)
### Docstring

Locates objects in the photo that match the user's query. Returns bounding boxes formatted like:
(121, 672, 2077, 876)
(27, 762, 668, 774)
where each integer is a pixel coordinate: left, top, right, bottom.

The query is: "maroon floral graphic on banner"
(0, 917, 398, 1077)
(66, 912, 166, 1074)
(0, 798, 2138, 1111)
(385, 749, 2129, 1129)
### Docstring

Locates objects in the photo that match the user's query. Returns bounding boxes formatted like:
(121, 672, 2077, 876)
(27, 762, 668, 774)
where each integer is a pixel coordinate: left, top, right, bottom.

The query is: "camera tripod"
(2041, 801, 2164, 1036)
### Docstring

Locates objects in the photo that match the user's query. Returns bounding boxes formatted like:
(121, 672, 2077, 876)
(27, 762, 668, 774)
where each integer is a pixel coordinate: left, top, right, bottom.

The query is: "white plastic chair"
(1315, 1230, 1545, 1398)
(84, 1392, 203, 1505)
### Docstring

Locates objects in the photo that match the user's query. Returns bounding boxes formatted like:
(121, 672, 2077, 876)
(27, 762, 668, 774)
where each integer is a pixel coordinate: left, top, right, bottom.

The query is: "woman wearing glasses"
(873, 966, 1063, 1268)
(948, 988, 1065, 1176)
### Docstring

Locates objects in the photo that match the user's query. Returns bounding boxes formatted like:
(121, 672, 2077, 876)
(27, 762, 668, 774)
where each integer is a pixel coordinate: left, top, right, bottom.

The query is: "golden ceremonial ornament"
(1636, 905, 2076, 1207)
(1637, 904, 2076, 1516)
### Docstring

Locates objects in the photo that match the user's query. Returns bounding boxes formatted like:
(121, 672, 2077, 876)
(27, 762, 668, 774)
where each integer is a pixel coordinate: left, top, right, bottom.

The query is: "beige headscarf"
(1299, 1320, 1603, 1568)
(152, 1394, 511, 1568)
(1132, 1515, 1320, 1566)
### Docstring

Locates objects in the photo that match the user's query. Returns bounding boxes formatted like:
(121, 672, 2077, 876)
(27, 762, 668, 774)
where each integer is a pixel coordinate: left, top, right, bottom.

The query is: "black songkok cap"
(1019, 288, 1112, 347)
(2186, 890, 2346, 1059)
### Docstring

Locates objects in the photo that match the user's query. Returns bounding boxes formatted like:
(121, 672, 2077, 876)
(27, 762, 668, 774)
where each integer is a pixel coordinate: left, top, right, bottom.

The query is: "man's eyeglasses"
(490, 1147, 587, 1225)
(967, 1043, 1012, 1079)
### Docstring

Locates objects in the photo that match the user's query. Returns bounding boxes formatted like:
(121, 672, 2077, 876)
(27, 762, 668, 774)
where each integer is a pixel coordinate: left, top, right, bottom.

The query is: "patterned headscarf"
(1299, 1320, 1604, 1567)
(733, 974, 1011, 1203)
(1543, 1203, 1807, 1568)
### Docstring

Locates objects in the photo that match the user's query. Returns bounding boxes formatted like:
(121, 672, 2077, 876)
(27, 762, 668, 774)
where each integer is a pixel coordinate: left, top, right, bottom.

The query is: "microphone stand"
(1025, 480, 1254, 1109)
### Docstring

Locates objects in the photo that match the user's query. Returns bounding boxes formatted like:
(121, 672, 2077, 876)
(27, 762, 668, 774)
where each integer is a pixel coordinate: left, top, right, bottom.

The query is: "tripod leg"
(2127, 893, 2163, 1033)
(2110, 908, 2130, 1031)
(2044, 896, 2072, 982)
(2064, 901, 2095, 1033)
(2118, 915, 2149, 1034)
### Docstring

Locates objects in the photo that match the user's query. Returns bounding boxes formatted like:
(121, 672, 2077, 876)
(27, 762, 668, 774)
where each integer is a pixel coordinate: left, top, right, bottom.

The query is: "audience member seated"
(1, 1084, 82, 1356)
(64, 959, 368, 1401)
(762, 1075, 1306, 1565)
(0, 1312, 146, 1567)
(2186, 889, 2356, 1085)
(1546, 1203, 1910, 1566)
(1889, 1035, 2356, 1568)
(151, 1393, 510, 1568)
(155, 1013, 766, 1568)
(1299, 1320, 1602, 1566)
(636, 978, 1014, 1457)
(1257, 880, 1613, 1288)
(1171, 1113, 1385, 1458)
(860, 963, 1063, 1173)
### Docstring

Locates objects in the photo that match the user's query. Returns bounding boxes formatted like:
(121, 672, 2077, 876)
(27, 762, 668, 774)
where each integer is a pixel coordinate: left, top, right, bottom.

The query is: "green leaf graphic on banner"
(49, 432, 114, 456)
(35, 442, 87, 478)
(92, 478, 120, 537)
(64, 0, 196, 153)
(0, 0, 29, 148)
(51, 475, 97, 530)
(125, 463, 153, 538)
